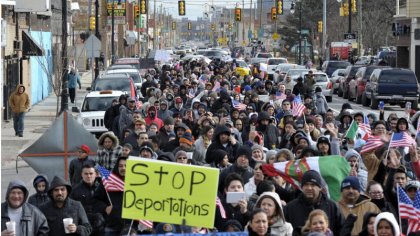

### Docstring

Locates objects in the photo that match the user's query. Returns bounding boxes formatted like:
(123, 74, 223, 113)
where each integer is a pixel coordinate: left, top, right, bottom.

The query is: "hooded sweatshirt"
(373, 212, 400, 236)
(28, 175, 50, 207)
(344, 149, 368, 194)
(255, 192, 293, 236)
(8, 84, 30, 113)
(145, 106, 164, 129)
(39, 176, 92, 236)
(1, 180, 50, 236)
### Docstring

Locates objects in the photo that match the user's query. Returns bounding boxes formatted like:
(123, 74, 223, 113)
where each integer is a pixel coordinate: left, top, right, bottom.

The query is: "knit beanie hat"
(235, 145, 252, 161)
(164, 117, 175, 125)
(301, 170, 322, 188)
(341, 176, 361, 192)
(175, 150, 188, 160)
(179, 132, 193, 146)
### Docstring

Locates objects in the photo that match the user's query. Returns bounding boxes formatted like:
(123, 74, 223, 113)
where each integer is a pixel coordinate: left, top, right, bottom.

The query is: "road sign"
(86, 35, 101, 58)
(300, 29, 309, 35)
(344, 33, 357, 40)
(272, 33, 279, 40)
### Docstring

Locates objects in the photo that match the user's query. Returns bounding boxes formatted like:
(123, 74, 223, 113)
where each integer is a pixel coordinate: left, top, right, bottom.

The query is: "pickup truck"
(366, 68, 419, 109)
(250, 53, 273, 65)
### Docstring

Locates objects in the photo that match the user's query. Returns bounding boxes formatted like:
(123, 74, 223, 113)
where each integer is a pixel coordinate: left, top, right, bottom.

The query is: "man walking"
(8, 84, 30, 137)
(39, 176, 92, 235)
(1, 180, 49, 235)
(68, 67, 81, 104)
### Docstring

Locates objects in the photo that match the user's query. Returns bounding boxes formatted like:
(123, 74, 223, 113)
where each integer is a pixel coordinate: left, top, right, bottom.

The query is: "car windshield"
(268, 59, 287, 65)
(127, 73, 142, 83)
(82, 96, 118, 112)
(314, 74, 328, 82)
(94, 79, 131, 91)
(380, 71, 417, 84)
(289, 69, 308, 76)
(257, 53, 273, 58)
(364, 67, 387, 80)
(204, 51, 221, 56)
(326, 62, 350, 75)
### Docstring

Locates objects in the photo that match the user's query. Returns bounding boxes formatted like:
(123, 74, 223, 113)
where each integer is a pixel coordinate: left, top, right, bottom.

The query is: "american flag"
(216, 196, 226, 219)
(397, 186, 420, 234)
(232, 100, 247, 110)
(357, 114, 371, 141)
(187, 88, 196, 99)
(389, 132, 415, 148)
(212, 81, 221, 92)
(138, 219, 154, 229)
(96, 165, 125, 192)
(276, 91, 287, 100)
(360, 136, 384, 154)
(291, 95, 305, 117)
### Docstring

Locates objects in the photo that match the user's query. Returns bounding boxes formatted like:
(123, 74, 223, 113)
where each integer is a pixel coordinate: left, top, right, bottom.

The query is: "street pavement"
(1, 71, 93, 200)
(0, 72, 411, 200)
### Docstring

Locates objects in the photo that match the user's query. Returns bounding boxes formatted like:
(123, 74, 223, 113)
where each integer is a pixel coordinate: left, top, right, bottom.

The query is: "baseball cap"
(175, 97, 183, 103)
(79, 144, 90, 154)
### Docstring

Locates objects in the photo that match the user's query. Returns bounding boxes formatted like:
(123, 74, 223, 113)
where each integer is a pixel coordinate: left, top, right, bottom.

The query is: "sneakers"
(18, 133, 23, 137)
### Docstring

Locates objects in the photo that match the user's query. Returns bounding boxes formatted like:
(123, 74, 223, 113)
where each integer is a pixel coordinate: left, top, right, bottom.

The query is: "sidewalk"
(1, 71, 95, 200)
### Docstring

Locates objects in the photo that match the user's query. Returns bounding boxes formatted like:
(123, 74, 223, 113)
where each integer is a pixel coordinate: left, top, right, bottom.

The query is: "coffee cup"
(6, 221, 15, 233)
(63, 218, 73, 234)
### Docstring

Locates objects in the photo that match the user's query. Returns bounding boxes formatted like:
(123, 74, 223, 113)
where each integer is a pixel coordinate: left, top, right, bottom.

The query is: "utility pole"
(111, 1, 115, 64)
(298, 2, 302, 65)
(322, 0, 326, 60)
(94, 0, 99, 79)
(153, 0, 156, 50)
(348, 0, 352, 33)
(358, 0, 362, 56)
(242, 0, 245, 44)
(61, 0, 69, 113)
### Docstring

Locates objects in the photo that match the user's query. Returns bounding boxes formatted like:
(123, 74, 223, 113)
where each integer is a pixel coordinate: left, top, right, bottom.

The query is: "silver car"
(302, 72, 333, 102)
(330, 69, 346, 93)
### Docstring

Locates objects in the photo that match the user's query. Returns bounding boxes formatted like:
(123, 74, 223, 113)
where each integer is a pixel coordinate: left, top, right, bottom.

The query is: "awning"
(22, 30, 44, 56)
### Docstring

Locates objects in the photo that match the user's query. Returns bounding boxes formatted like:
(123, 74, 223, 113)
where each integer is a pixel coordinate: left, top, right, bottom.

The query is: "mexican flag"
(262, 155, 350, 201)
(345, 120, 359, 140)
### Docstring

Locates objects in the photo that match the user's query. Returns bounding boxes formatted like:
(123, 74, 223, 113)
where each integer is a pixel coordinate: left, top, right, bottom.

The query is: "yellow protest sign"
(122, 158, 219, 228)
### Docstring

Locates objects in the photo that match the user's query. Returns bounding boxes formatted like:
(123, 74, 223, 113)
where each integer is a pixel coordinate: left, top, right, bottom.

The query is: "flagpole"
(385, 132, 395, 166)
(127, 220, 134, 236)
(396, 186, 404, 235)
(105, 189, 113, 207)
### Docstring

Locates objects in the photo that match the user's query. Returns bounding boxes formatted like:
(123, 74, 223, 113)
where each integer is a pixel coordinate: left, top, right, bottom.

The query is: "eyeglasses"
(369, 191, 383, 195)
(177, 156, 188, 160)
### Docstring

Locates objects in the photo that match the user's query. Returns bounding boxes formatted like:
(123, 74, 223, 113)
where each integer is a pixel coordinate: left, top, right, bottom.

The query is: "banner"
(122, 157, 219, 228)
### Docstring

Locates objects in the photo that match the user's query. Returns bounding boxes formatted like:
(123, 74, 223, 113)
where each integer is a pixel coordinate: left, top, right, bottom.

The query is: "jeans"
(13, 112, 25, 135)
(69, 88, 76, 103)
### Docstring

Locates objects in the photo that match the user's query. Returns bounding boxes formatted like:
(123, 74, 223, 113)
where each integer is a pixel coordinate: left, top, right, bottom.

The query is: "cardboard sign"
(122, 157, 219, 228)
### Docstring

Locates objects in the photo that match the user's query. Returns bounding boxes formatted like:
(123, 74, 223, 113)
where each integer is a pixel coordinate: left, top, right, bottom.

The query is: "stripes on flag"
(232, 100, 247, 110)
(138, 219, 153, 229)
(397, 186, 420, 234)
(357, 114, 371, 141)
(212, 81, 221, 92)
(360, 136, 384, 154)
(96, 165, 125, 192)
(276, 91, 287, 100)
(408, 190, 420, 234)
(216, 196, 226, 219)
(389, 132, 415, 148)
(291, 94, 305, 117)
(187, 89, 196, 99)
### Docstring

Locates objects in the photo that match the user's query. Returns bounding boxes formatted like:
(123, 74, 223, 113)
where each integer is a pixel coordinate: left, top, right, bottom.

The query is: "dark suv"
(338, 65, 363, 99)
(366, 68, 419, 109)
(321, 60, 351, 77)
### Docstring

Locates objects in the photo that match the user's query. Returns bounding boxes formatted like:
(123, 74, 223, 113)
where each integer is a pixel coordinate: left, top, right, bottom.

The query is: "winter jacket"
(156, 127, 173, 149)
(39, 176, 92, 236)
(28, 175, 50, 208)
(96, 131, 123, 170)
(255, 192, 293, 236)
(314, 94, 328, 115)
(69, 157, 95, 186)
(206, 125, 239, 164)
(214, 195, 253, 231)
(218, 163, 254, 194)
(210, 90, 232, 114)
(68, 71, 81, 89)
(344, 149, 368, 193)
(338, 194, 380, 236)
(256, 112, 281, 149)
(192, 136, 210, 166)
(1, 180, 49, 235)
(283, 193, 344, 236)
(145, 106, 164, 129)
(118, 105, 136, 137)
(8, 84, 30, 113)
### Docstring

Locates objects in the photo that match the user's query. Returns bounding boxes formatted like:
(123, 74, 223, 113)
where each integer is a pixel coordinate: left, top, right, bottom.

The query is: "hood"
(98, 131, 119, 149)
(340, 111, 353, 124)
(258, 111, 270, 122)
(219, 89, 231, 102)
(6, 180, 29, 204)
(277, 149, 294, 161)
(148, 105, 158, 116)
(118, 94, 127, 103)
(14, 84, 26, 93)
(191, 99, 201, 109)
(374, 212, 400, 236)
(256, 192, 285, 221)
(213, 149, 228, 167)
(214, 125, 231, 139)
(47, 176, 72, 199)
(199, 102, 207, 111)
(344, 149, 367, 171)
(33, 174, 49, 194)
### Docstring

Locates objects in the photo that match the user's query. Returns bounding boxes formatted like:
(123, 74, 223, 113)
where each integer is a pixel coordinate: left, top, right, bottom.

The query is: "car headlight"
(83, 118, 91, 126)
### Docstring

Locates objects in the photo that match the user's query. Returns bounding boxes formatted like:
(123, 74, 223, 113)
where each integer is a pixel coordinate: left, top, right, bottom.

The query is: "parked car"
(90, 74, 137, 98)
(350, 66, 390, 104)
(365, 68, 419, 109)
(338, 65, 363, 99)
(302, 71, 333, 102)
(267, 57, 288, 80)
(250, 53, 273, 64)
(330, 69, 346, 93)
(321, 60, 351, 77)
(106, 68, 143, 90)
(114, 58, 140, 69)
(273, 64, 305, 83)
(77, 90, 125, 135)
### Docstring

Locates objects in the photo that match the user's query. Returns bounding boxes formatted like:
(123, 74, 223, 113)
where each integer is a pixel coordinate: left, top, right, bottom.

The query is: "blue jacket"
(68, 72, 81, 89)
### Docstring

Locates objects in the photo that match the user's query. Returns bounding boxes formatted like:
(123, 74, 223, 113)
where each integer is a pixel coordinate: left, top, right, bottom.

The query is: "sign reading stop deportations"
(122, 157, 219, 228)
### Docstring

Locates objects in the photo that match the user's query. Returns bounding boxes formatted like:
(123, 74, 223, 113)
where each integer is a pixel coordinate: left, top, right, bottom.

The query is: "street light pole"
(348, 0, 352, 34)
(298, 1, 302, 65)
(60, 0, 69, 113)
(111, 1, 115, 64)
(94, 0, 99, 79)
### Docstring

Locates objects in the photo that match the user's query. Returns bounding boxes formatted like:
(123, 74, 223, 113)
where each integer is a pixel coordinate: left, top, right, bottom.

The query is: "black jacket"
(156, 126, 172, 149)
(256, 112, 281, 149)
(39, 176, 92, 236)
(283, 193, 344, 236)
(206, 125, 239, 164)
(1, 180, 50, 235)
(69, 157, 95, 186)
(214, 196, 253, 231)
(28, 174, 50, 208)
(70, 178, 110, 215)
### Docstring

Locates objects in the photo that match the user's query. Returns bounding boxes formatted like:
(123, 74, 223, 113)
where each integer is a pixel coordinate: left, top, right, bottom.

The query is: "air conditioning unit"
(13, 40, 22, 51)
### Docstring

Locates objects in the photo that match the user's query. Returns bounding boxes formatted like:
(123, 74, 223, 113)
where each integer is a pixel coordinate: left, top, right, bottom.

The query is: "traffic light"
(318, 21, 323, 32)
(343, 3, 349, 16)
(140, 0, 147, 14)
(235, 8, 241, 22)
(276, 0, 283, 15)
(211, 24, 215, 31)
(271, 7, 277, 20)
(188, 22, 192, 30)
(351, 0, 356, 13)
(228, 23, 232, 31)
(89, 16, 95, 30)
(178, 0, 185, 16)
(172, 22, 176, 30)
(134, 5, 140, 18)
